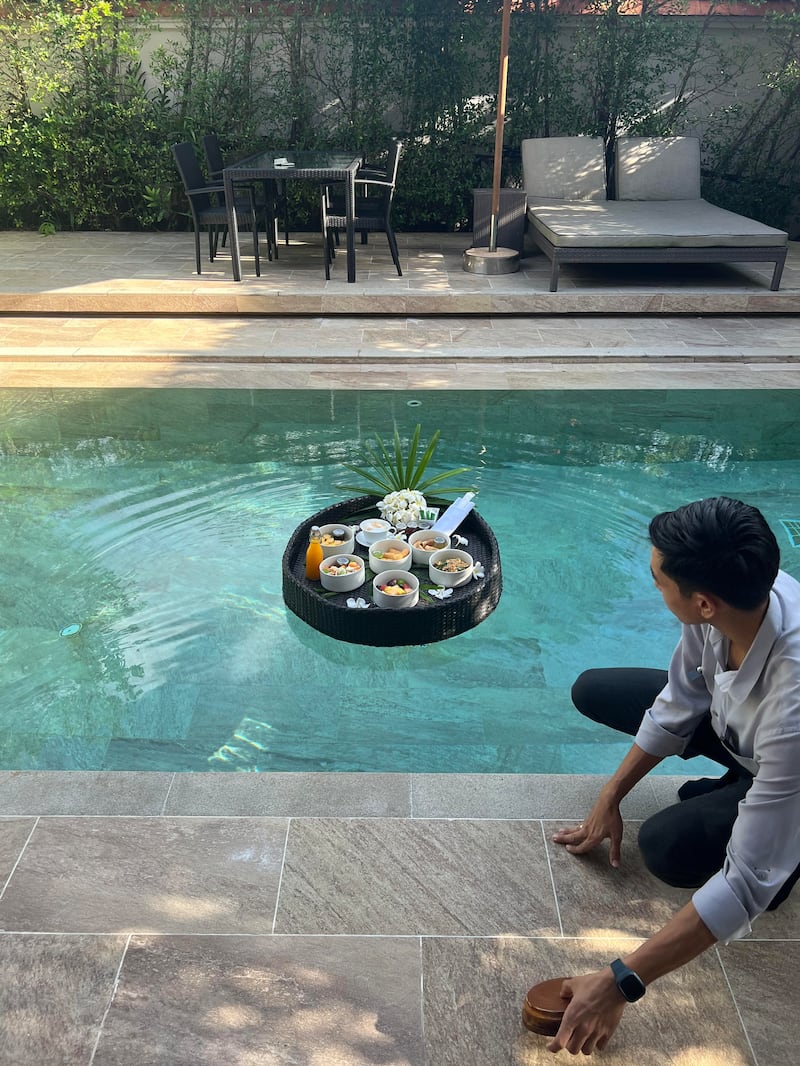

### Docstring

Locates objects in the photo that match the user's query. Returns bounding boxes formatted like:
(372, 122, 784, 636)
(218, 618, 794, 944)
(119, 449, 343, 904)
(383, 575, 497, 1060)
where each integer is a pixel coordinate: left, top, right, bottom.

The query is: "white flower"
(429, 586, 453, 600)
(472, 561, 485, 580)
(346, 597, 370, 609)
(378, 489, 427, 528)
(453, 534, 469, 547)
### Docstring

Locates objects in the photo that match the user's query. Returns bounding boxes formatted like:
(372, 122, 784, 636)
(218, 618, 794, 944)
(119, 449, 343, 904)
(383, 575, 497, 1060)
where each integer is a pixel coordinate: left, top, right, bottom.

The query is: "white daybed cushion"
(526, 198, 788, 248)
(616, 137, 702, 200)
(521, 137, 607, 201)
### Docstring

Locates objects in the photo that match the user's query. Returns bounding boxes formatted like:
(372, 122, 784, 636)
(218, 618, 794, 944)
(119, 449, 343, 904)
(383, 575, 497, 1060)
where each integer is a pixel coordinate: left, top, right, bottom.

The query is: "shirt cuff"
(634, 711, 690, 758)
(692, 871, 752, 943)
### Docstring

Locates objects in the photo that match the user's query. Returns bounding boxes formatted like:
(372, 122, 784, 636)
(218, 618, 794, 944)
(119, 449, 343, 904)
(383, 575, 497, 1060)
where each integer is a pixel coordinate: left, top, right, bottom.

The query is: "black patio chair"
(171, 141, 261, 277)
(202, 132, 289, 257)
(321, 139, 403, 280)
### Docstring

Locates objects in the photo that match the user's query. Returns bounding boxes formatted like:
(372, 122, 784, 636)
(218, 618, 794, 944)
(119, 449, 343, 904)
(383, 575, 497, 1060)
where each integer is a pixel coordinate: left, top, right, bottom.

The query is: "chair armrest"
(355, 178, 393, 189)
(187, 183, 225, 196)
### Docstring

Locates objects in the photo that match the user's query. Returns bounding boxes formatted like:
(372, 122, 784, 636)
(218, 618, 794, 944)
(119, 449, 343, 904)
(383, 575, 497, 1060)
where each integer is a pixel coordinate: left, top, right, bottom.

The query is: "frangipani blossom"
(346, 597, 370, 609)
(378, 489, 427, 528)
(472, 561, 485, 580)
(429, 586, 453, 600)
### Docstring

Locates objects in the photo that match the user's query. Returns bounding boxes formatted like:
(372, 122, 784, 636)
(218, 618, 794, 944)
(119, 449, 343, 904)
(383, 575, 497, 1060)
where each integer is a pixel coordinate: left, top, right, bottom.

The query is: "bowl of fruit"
(368, 538, 412, 574)
(372, 571, 419, 608)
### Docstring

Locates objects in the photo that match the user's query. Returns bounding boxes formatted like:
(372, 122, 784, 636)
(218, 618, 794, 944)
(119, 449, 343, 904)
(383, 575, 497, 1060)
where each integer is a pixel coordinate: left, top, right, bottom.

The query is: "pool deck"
(1, 230, 799, 1064)
(0, 230, 798, 391)
(1, 770, 798, 1065)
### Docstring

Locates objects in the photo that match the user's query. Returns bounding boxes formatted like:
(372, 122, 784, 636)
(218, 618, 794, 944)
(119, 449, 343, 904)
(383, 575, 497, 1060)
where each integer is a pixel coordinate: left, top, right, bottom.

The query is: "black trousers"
(571, 668, 753, 890)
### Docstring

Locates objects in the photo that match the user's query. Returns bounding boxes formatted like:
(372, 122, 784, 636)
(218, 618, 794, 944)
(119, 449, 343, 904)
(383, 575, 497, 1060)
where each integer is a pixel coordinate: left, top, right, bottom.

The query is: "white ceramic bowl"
(429, 547, 474, 587)
(318, 522, 356, 559)
(408, 528, 451, 566)
(319, 554, 365, 593)
(359, 517, 394, 544)
(368, 538, 412, 573)
(372, 570, 419, 609)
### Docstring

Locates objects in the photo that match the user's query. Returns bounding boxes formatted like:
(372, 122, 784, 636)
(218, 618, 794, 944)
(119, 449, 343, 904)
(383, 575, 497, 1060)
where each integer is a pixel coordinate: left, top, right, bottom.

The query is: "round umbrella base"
(462, 246, 520, 275)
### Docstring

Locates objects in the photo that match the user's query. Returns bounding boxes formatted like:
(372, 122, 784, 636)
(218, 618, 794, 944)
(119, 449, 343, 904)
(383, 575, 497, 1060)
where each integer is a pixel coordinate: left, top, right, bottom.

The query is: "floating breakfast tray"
(282, 495, 502, 647)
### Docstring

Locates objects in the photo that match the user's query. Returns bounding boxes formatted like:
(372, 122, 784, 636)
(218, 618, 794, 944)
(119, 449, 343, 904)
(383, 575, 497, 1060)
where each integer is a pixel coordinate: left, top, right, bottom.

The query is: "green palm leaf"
(335, 424, 475, 499)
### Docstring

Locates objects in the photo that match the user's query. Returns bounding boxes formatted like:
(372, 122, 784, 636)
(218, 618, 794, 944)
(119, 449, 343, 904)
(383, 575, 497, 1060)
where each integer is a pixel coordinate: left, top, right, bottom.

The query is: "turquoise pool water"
(2, 388, 799, 775)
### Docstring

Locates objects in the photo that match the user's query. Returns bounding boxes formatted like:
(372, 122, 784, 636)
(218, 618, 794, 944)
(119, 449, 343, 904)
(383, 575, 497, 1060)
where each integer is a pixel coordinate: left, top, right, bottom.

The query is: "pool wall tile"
(275, 817, 560, 936)
(422, 936, 752, 1066)
(0, 771, 174, 815)
(0, 816, 288, 934)
(164, 771, 412, 817)
(543, 820, 693, 939)
(410, 773, 659, 820)
(0, 933, 127, 1066)
(95, 934, 424, 1066)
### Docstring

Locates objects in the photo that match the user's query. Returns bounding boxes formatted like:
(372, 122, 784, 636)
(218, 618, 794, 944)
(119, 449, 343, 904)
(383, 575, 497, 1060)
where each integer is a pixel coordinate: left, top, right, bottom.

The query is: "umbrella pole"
(463, 0, 520, 275)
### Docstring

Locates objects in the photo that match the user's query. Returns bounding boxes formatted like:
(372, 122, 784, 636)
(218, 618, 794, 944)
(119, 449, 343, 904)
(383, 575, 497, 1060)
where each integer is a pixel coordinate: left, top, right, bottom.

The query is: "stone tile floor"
(0, 229, 798, 390)
(0, 231, 799, 1063)
(1, 771, 798, 1065)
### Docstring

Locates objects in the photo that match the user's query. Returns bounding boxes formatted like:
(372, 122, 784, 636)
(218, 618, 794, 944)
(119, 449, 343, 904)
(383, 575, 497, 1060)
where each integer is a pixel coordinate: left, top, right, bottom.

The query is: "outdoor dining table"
(222, 149, 362, 282)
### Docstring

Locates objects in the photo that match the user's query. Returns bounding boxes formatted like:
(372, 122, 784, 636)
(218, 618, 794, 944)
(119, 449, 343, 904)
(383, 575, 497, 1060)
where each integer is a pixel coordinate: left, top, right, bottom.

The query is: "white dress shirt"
(635, 569, 800, 942)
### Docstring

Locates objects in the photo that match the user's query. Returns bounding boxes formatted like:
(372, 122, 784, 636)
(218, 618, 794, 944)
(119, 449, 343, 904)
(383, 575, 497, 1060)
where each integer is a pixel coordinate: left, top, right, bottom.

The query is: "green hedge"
(0, 0, 797, 234)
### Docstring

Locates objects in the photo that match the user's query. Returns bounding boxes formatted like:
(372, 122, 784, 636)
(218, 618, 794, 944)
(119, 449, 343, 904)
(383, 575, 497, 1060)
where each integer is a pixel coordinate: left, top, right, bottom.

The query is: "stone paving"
(0, 230, 799, 1064)
(1, 771, 798, 1066)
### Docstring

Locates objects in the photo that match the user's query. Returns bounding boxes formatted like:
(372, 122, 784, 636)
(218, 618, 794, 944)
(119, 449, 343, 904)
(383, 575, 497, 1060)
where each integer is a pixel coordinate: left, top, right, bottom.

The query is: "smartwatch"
(610, 958, 646, 1002)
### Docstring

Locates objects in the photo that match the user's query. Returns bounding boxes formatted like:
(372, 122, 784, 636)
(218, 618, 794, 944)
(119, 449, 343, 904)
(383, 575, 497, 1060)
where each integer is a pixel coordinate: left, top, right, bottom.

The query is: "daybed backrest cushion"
(616, 137, 702, 200)
(521, 137, 606, 201)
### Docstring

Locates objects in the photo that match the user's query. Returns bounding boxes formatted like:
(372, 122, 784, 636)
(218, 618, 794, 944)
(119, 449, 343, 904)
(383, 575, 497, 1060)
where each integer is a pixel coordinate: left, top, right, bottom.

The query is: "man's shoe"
(678, 767, 741, 801)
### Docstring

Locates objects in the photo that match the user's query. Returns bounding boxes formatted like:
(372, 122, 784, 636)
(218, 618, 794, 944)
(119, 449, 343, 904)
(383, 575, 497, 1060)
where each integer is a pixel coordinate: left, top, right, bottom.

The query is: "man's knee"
(638, 813, 690, 887)
(638, 807, 720, 890)
(571, 669, 607, 722)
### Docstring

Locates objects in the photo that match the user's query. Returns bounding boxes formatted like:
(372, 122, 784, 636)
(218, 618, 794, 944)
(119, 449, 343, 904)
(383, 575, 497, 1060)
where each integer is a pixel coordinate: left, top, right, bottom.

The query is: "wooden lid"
(522, 977, 571, 1036)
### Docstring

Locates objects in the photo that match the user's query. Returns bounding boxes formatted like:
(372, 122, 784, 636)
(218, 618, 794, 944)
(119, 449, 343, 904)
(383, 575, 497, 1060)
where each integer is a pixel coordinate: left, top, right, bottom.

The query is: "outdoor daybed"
(521, 136, 789, 292)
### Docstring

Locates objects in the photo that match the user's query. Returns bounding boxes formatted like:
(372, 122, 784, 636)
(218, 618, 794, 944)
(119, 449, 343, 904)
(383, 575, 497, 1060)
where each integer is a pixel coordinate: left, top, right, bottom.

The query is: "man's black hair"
(649, 497, 779, 611)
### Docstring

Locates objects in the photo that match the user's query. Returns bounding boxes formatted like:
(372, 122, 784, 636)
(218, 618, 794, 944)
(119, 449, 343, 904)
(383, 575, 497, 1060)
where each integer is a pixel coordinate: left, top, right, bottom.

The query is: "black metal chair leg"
(386, 225, 402, 276)
(251, 212, 261, 277)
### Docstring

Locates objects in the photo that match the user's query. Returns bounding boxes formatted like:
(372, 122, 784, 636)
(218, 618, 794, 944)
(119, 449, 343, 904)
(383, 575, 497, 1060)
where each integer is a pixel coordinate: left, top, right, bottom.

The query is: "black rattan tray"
(282, 496, 502, 646)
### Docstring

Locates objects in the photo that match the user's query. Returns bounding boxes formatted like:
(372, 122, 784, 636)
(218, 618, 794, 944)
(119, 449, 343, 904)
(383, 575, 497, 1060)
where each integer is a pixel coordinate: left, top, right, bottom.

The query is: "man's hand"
(546, 970, 627, 1056)
(551, 788, 624, 867)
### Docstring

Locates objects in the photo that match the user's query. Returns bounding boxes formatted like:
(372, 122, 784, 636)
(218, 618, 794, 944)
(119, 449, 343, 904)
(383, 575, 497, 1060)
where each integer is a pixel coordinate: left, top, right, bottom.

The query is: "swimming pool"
(2, 388, 799, 774)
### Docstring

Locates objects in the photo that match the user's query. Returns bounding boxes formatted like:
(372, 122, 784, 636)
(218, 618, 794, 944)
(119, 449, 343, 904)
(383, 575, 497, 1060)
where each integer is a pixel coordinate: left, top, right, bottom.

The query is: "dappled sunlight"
(150, 894, 231, 920)
(206, 1003, 266, 1029)
(109, 944, 422, 1064)
(670, 1048, 750, 1066)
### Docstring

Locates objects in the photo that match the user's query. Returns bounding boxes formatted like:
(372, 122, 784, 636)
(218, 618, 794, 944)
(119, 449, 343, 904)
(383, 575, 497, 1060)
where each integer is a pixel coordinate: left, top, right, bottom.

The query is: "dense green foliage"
(0, 0, 797, 233)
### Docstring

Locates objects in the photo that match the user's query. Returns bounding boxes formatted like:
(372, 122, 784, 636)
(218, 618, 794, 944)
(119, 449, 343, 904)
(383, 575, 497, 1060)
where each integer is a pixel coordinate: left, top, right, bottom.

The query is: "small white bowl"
(318, 522, 356, 559)
(372, 570, 419, 608)
(319, 554, 365, 593)
(368, 538, 412, 573)
(408, 529, 451, 566)
(429, 548, 474, 587)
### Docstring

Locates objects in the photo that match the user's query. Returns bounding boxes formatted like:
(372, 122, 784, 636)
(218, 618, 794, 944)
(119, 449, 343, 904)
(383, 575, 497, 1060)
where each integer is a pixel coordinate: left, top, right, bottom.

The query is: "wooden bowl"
(522, 977, 571, 1036)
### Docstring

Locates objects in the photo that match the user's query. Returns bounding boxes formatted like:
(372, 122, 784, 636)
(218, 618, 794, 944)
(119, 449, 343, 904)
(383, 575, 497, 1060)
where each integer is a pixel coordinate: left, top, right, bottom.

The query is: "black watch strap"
(610, 958, 646, 1002)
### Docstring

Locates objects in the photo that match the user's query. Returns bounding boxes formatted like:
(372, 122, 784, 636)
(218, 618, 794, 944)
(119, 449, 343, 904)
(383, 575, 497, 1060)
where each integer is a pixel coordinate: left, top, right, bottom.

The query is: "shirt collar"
(725, 591, 781, 695)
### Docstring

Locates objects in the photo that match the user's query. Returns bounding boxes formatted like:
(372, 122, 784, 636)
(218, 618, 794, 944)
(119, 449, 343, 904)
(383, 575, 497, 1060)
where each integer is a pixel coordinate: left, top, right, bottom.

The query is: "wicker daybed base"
(282, 496, 502, 647)
(528, 227, 788, 293)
